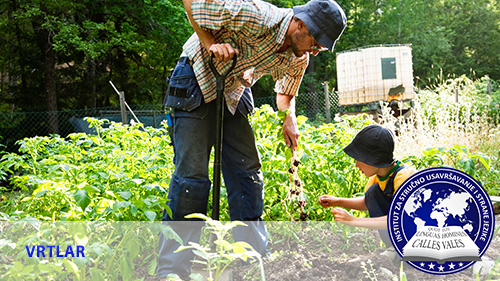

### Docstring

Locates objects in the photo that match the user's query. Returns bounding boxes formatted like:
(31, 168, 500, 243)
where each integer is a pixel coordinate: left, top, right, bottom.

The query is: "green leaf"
(189, 273, 204, 281)
(131, 179, 144, 185)
(84, 185, 101, 194)
(22, 264, 34, 274)
(185, 213, 209, 221)
(144, 210, 156, 222)
(159, 224, 183, 245)
(119, 255, 135, 281)
(192, 249, 209, 261)
(163, 204, 173, 220)
(13, 261, 23, 271)
(0, 239, 16, 249)
(479, 156, 490, 170)
(35, 190, 47, 198)
(74, 190, 91, 212)
(285, 148, 292, 161)
(296, 115, 308, 125)
(63, 260, 80, 279)
(130, 204, 138, 216)
(90, 267, 105, 281)
(147, 258, 157, 276)
(113, 201, 131, 211)
(118, 191, 131, 200)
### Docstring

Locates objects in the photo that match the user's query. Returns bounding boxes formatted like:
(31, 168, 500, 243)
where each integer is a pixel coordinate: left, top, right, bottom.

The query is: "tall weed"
(380, 75, 499, 193)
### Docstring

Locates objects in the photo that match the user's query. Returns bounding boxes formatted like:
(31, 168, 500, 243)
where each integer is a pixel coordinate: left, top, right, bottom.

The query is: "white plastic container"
(336, 45, 414, 105)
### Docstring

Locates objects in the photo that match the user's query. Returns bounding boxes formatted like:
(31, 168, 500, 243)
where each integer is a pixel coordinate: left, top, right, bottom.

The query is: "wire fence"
(0, 91, 339, 152)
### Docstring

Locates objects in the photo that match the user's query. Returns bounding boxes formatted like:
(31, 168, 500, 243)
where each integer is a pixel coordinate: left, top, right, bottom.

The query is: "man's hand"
(318, 195, 341, 208)
(209, 43, 239, 62)
(183, 0, 238, 62)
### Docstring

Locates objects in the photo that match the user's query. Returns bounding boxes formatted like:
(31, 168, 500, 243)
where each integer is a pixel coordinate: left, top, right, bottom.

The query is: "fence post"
(323, 81, 331, 123)
(119, 91, 127, 124)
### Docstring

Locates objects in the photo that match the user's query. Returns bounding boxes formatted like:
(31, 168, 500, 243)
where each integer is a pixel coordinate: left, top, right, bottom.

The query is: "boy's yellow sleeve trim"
(394, 167, 417, 192)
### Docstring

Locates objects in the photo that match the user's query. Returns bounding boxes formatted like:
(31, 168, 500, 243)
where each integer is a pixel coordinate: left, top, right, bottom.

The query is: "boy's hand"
(331, 208, 354, 221)
(318, 195, 341, 208)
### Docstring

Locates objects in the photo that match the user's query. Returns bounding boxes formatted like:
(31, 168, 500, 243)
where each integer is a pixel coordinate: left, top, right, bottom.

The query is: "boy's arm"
(331, 208, 387, 229)
(318, 195, 368, 211)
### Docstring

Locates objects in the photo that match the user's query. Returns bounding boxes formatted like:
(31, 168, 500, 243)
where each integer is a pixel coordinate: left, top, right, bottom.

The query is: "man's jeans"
(157, 87, 267, 278)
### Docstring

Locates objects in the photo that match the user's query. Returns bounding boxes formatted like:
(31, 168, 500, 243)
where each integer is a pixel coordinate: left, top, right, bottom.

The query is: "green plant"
(402, 145, 491, 185)
(250, 105, 371, 221)
(0, 119, 173, 221)
(175, 213, 265, 281)
(399, 261, 407, 281)
(361, 260, 378, 281)
(0, 220, 182, 280)
(2, 75, 500, 223)
(360, 230, 377, 253)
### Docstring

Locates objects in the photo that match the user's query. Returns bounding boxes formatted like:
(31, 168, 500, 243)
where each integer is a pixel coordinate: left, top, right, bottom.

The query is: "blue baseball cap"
(293, 0, 347, 51)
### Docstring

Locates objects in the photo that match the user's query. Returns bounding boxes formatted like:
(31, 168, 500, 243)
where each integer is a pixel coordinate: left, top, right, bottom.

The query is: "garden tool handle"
(208, 53, 238, 91)
(208, 53, 237, 221)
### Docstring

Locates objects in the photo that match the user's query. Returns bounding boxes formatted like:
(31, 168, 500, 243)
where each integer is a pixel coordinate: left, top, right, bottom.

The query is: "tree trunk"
(42, 28, 59, 135)
(89, 58, 97, 108)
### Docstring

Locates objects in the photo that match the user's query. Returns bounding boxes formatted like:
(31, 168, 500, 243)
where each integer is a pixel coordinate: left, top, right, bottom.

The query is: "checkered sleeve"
(274, 55, 309, 96)
(191, 0, 266, 36)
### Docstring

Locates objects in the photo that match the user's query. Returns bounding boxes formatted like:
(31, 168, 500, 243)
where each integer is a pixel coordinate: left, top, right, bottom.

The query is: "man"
(159, 0, 346, 279)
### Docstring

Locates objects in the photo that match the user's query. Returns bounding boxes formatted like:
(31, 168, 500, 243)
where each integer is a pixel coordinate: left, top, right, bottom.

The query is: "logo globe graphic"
(388, 167, 495, 275)
(401, 184, 480, 242)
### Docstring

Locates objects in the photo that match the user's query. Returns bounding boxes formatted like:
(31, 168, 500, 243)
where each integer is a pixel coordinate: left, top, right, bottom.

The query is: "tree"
(439, 0, 500, 80)
(0, 0, 192, 132)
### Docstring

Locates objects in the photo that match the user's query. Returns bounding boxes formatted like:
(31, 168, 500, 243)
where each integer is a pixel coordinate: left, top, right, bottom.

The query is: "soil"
(231, 218, 500, 281)
(138, 217, 500, 280)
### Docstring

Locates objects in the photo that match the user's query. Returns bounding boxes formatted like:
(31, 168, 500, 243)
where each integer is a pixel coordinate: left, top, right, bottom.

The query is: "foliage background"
(1, 76, 498, 222)
(1, 1, 499, 280)
(1, 0, 500, 114)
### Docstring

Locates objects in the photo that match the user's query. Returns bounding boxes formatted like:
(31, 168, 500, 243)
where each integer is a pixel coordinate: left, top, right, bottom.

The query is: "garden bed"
(232, 219, 500, 281)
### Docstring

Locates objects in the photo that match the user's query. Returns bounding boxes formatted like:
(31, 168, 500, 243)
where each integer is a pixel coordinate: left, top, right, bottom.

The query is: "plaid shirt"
(183, 0, 309, 114)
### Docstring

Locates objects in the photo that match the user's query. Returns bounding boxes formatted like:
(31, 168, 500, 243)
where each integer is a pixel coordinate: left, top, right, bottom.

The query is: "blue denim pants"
(158, 58, 267, 279)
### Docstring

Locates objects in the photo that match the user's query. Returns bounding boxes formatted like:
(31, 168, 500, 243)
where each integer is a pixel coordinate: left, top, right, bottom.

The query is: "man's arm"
(277, 93, 300, 150)
(183, 0, 238, 62)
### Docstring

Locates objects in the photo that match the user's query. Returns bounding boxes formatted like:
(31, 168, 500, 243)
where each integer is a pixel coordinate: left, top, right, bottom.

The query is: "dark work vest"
(365, 166, 405, 218)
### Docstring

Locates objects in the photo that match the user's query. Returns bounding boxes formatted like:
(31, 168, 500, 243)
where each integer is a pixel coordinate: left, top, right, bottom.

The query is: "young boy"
(318, 124, 416, 245)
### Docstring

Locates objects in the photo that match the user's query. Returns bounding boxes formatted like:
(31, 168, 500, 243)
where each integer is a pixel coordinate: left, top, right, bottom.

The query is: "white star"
(428, 263, 435, 269)
(420, 262, 425, 267)
(438, 265, 445, 271)
(449, 263, 456, 269)
(459, 262, 464, 267)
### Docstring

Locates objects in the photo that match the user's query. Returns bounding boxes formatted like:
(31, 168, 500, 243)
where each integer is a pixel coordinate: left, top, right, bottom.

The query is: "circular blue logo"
(388, 167, 495, 275)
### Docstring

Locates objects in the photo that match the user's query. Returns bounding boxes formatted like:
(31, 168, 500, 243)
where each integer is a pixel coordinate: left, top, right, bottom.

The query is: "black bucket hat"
(293, 0, 347, 51)
(343, 124, 396, 168)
